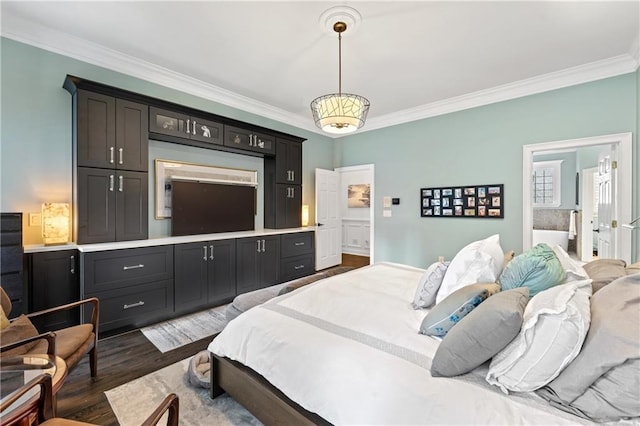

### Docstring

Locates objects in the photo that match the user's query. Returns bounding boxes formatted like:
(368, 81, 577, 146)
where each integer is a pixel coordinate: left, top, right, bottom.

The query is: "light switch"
(383, 209, 392, 217)
(383, 196, 391, 208)
(29, 213, 42, 227)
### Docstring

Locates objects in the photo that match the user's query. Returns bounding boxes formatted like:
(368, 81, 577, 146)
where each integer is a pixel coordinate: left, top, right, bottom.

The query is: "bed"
(208, 245, 640, 425)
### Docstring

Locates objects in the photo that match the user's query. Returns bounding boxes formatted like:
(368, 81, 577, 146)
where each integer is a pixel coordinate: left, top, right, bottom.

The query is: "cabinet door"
(77, 90, 116, 169)
(116, 99, 148, 172)
(29, 250, 79, 331)
(224, 126, 276, 155)
(208, 240, 236, 304)
(115, 170, 148, 241)
(189, 115, 223, 145)
(275, 138, 302, 185)
(275, 184, 302, 228)
(259, 236, 280, 288)
(77, 167, 116, 244)
(149, 106, 189, 139)
(235, 238, 260, 294)
(174, 242, 209, 313)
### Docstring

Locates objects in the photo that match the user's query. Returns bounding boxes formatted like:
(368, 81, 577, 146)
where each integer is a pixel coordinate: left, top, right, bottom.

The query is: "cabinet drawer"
(280, 254, 314, 282)
(83, 246, 173, 293)
(88, 279, 173, 333)
(1, 272, 24, 317)
(281, 232, 314, 258)
(1, 244, 23, 273)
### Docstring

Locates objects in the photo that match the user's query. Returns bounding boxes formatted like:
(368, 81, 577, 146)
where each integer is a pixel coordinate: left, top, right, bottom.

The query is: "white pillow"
(486, 279, 592, 394)
(436, 234, 504, 304)
(552, 245, 589, 283)
(412, 261, 450, 309)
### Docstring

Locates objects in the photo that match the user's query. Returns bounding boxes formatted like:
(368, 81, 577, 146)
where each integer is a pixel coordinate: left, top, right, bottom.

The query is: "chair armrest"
(0, 373, 54, 421)
(141, 393, 179, 426)
(0, 331, 56, 356)
(26, 297, 100, 330)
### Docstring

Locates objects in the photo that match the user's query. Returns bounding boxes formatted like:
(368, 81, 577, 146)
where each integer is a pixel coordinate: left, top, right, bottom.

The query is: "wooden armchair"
(0, 374, 179, 426)
(0, 287, 100, 377)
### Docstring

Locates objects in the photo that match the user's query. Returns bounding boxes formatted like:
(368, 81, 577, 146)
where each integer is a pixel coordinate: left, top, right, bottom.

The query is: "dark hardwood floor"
(54, 258, 369, 423)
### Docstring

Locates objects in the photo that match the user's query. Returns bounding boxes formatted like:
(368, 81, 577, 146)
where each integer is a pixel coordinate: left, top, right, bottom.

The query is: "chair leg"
(89, 346, 98, 377)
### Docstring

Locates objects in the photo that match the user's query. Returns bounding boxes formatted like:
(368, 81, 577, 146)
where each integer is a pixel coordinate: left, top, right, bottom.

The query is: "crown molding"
(362, 53, 639, 134)
(2, 12, 637, 140)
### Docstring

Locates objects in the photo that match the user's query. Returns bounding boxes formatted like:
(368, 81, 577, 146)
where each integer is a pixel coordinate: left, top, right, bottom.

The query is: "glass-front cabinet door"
(224, 125, 275, 155)
(189, 115, 223, 145)
(149, 107, 189, 139)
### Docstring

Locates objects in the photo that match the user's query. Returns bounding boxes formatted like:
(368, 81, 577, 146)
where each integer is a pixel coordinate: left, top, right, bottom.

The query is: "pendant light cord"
(338, 31, 342, 95)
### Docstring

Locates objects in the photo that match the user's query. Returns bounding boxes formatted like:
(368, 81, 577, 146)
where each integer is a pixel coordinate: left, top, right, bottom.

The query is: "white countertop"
(24, 227, 315, 253)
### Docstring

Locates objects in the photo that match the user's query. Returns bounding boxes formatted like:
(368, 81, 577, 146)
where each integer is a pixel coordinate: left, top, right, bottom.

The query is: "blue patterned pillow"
(499, 243, 566, 296)
(420, 282, 501, 337)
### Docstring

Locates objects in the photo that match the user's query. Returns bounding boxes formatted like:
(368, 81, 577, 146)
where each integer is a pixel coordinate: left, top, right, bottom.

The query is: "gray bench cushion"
(225, 266, 356, 322)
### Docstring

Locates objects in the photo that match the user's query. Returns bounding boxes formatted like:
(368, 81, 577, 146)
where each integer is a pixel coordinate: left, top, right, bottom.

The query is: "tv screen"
(171, 180, 255, 236)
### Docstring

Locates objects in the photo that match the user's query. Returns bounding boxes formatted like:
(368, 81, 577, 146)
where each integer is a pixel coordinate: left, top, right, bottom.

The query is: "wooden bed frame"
(209, 352, 331, 425)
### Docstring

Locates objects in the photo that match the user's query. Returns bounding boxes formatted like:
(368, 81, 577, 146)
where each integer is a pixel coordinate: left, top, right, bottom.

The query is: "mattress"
(209, 262, 593, 425)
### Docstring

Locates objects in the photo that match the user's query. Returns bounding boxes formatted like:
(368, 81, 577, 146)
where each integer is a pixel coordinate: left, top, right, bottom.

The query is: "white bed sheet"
(209, 262, 593, 425)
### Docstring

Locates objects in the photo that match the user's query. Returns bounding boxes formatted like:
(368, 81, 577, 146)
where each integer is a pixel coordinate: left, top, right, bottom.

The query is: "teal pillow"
(499, 243, 565, 296)
(419, 283, 501, 337)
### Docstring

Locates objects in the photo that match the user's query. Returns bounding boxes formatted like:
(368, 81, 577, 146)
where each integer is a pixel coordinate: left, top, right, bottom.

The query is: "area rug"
(141, 305, 228, 353)
(106, 358, 262, 425)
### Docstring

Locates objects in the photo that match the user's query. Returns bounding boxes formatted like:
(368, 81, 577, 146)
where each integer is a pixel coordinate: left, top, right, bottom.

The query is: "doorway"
(523, 133, 632, 263)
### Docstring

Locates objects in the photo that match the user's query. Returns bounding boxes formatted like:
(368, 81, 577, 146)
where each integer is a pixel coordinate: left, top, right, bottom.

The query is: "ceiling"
(2, 1, 639, 136)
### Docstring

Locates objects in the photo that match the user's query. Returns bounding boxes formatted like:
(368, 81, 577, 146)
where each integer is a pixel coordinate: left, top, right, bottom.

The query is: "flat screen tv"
(171, 179, 256, 236)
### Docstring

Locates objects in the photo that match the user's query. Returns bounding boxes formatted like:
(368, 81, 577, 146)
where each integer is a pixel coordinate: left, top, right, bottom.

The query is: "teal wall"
(337, 73, 638, 266)
(0, 38, 334, 244)
(1, 37, 637, 263)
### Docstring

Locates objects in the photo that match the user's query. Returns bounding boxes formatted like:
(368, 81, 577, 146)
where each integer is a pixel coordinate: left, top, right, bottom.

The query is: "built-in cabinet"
(71, 87, 149, 244)
(236, 236, 280, 294)
(174, 240, 236, 315)
(27, 250, 79, 331)
(265, 137, 303, 229)
(224, 125, 275, 155)
(82, 246, 174, 333)
(0, 213, 24, 317)
(149, 106, 223, 146)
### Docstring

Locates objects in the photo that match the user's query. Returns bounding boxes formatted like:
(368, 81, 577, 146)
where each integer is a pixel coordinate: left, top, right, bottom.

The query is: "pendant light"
(311, 21, 370, 134)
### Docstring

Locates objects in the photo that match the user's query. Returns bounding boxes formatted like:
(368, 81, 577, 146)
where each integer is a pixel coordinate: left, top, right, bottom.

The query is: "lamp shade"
(311, 93, 370, 134)
(42, 202, 70, 245)
(301, 205, 310, 227)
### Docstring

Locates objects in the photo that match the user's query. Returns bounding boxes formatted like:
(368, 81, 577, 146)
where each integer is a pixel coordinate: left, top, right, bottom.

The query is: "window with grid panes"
(533, 160, 562, 207)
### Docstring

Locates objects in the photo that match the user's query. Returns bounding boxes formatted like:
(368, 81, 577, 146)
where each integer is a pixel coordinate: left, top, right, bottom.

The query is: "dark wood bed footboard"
(209, 352, 332, 426)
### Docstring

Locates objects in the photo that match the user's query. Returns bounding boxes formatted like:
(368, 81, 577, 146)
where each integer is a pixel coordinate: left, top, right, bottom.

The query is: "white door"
(315, 168, 342, 270)
(597, 147, 616, 259)
(580, 167, 597, 262)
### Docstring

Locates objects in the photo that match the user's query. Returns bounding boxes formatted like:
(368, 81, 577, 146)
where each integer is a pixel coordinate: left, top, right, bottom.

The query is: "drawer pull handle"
(294, 265, 305, 270)
(123, 264, 145, 270)
(123, 301, 145, 310)
(294, 242, 305, 246)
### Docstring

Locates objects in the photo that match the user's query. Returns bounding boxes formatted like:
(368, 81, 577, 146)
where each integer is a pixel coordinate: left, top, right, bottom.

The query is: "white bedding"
(209, 262, 593, 425)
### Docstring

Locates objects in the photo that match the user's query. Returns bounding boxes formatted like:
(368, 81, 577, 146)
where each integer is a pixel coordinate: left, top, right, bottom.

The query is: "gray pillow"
(537, 273, 640, 422)
(431, 287, 529, 377)
(419, 282, 500, 337)
(583, 258, 627, 293)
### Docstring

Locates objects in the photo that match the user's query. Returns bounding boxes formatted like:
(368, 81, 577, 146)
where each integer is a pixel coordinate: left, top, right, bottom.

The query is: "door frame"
(522, 132, 632, 262)
(580, 166, 598, 262)
(335, 164, 375, 263)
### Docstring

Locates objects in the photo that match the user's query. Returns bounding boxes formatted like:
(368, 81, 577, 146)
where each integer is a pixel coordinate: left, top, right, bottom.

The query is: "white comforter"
(209, 262, 591, 425)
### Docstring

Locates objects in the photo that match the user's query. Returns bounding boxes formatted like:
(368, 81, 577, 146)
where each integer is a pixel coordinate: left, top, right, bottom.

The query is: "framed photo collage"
(420, 184, 504, 218)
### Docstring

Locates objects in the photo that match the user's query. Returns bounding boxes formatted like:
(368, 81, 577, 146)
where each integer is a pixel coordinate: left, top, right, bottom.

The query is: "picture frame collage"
(420, 184, 504, 218)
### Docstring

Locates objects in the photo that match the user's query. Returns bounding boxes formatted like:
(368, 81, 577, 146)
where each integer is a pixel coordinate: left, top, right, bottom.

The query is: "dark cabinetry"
(77, 168, 148, 244)
(236, 236, 280, 294)
(66, 82, 150, 245)
(280, 232, 315, 281)
(174, 240, 236, 315)
(224, 125, 275, 155)
(27, 250, 79, 331)
(265, 137, 303, 229)
(149, 106, 223, 146)
(0, 213, 24, 317)
(82, 246, 174, 333)
(77, 90, 148, 172)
